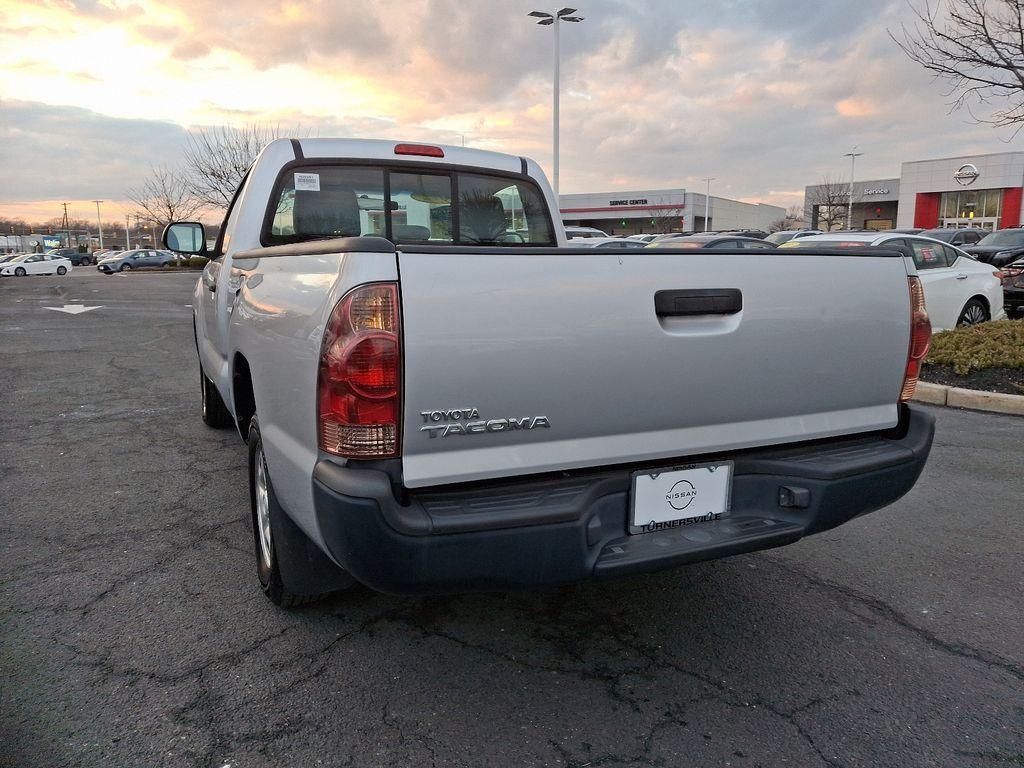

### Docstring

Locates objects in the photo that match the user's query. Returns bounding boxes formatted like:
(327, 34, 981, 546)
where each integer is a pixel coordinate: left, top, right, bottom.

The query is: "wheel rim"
(123, 264, 131, 270)
(960, 304, 987, 326)
(254, 448, 274, 571)
(58, 267, 66, 274)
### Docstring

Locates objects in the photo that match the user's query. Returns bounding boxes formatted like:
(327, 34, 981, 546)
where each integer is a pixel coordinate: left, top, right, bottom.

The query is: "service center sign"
(609, 198, 649, 206)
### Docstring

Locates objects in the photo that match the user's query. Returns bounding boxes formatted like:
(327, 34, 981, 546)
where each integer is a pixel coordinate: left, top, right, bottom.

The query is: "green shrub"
(187, 256, 210, 268)
(925, 320, 1024, 375)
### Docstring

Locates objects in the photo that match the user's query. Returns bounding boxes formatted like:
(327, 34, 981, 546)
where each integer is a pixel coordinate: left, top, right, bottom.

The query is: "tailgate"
(397, 248, 911, 488)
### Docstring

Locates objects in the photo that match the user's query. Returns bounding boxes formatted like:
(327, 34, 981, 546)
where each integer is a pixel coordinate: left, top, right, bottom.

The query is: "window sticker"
(294, 172, 320, 192)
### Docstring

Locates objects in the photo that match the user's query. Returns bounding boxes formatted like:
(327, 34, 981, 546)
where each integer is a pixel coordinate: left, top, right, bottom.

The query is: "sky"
(0, 0, 1017, 224)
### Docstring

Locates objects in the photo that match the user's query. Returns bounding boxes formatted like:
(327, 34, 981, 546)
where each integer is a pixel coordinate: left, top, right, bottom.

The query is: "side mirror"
(163, 222, 207, 255)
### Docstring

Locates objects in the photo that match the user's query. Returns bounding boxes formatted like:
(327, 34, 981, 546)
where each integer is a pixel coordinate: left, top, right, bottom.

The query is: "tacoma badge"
(419, 408, 550, 438)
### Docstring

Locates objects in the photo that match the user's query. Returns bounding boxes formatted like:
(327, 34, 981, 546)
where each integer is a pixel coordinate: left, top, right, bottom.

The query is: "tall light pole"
(844, 147, 863, 230)
(92, 200, 104, 250)
(125, 215, 131, 250)
(703, 177, 715, 232)
(529, 7, 584, 196)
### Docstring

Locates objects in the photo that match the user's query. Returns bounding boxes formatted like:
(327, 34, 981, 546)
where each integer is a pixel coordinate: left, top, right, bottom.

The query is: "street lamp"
(702, 177, 715, 232)
(528, 7, 585, 196)
(92, 200, 104, 250)
(844, 147, 863, 230)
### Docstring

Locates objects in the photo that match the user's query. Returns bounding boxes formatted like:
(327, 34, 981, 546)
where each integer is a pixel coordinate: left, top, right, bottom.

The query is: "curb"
(914, 381, 1024, 416)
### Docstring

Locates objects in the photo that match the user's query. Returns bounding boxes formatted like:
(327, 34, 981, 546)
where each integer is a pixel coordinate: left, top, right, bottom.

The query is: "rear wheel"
(200, 367, 233, 428)
(248, 418, 349, 607)
(956, 299, 989, 327)
(56, 266, 67, 275)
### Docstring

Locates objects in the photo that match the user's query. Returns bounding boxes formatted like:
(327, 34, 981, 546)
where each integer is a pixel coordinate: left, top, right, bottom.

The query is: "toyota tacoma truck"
(163, 138, 935, 606)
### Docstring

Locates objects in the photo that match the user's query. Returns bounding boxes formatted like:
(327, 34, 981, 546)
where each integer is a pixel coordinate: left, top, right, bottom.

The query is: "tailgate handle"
(655, 289, 742, 317)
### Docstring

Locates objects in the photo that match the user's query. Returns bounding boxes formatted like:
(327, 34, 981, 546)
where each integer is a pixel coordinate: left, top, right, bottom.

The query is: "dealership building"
(804, 151, 1024, 232)
(559, 189, 786, 235)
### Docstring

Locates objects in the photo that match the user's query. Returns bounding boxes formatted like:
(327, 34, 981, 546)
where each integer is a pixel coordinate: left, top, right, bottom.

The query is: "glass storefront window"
(939, 188, 1002, 225)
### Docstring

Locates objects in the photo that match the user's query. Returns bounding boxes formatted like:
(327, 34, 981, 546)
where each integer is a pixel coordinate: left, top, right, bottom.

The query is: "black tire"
(956, 298, 989, 327)
(56, 266, 67, 275)
(81, 257, 92, 266)
(14, 267, 25, 276)
(248, 418, 350, 607)
(120, 263, 131, 272)
(200, 367, 234, 428)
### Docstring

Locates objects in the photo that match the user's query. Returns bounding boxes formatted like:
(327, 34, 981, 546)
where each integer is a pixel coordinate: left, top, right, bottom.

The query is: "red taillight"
(318, 283, 401, 458)
(900, 276, 932, 403)
(394, 143, 444, 158)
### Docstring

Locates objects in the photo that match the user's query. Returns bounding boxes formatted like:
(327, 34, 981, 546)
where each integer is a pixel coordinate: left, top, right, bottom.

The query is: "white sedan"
(0, 253, 73, 277)
(783, 232, 1005, 331)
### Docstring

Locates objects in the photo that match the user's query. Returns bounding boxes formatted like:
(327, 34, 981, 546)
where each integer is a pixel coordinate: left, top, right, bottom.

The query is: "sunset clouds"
(0, 0, 1012, 222)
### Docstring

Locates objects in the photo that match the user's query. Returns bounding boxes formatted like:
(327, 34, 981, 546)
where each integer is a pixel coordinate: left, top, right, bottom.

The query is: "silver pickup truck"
(163, 138, 935, 606)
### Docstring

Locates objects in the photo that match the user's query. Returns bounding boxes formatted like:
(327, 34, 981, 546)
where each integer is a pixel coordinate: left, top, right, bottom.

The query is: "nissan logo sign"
(953, 163, 980, 186)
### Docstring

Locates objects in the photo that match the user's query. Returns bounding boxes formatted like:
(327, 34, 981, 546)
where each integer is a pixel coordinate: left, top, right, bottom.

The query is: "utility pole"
(60, 202, 71, 248)
(529, 8, 585, 196)
(844, 147, 864, 230)
(703, 178, 715, 232)
(125, 214, 131, 250)
(92, 200, 104, 250)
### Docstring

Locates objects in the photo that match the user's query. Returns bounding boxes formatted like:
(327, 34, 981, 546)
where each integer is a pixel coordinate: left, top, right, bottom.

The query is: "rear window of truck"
(264, 165, 556, 247)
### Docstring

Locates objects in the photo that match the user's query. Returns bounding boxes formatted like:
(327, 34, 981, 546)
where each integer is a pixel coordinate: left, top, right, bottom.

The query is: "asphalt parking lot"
(1, 270, 1022, 768)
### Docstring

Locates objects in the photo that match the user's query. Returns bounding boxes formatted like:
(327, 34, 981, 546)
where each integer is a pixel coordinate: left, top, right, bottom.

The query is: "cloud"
(0, 100, 189, 204)
(0, 0, 1018, 219)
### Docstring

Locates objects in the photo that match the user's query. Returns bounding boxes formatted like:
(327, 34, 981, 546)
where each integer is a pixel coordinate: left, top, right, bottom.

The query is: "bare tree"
(126, 165, 205, 233)
(640, 199, 688, 232)
(183, 124, 310, 210)
(892, 0, 1024, 129)
(806, 176, 850, 231)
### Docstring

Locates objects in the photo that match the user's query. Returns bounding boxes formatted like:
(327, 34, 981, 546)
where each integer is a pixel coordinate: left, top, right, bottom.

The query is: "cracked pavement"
(1, 271, 1022, 768)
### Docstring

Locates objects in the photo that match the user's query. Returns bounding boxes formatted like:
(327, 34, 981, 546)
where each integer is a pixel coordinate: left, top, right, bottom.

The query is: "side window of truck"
(269, 166, 386, 243)
(457, 173, 554, 245)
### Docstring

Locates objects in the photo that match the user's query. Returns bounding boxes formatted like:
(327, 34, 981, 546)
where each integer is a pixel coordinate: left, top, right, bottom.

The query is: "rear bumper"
(312, 405, 934, 595)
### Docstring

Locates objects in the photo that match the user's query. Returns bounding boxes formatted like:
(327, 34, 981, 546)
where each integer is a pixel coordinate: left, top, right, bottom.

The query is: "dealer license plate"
(629, 462, 733, 535)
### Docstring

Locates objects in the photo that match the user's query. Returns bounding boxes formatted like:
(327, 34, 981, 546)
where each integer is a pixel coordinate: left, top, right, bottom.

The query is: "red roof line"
(559, 204, 686, 213)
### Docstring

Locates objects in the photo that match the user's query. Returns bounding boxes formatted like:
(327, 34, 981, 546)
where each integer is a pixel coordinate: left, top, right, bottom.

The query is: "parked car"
(963, 227, 1024, 267)
(160, 137, 933, 606)
(646, 234, 778, 249)
(0, 253, 72, 277)
(96, 248, 173, 273)
(718, 229, 769, 239)
(765, 230, 823, 245)
(564, 225, 609, 239)
(1001, 258, 1024, 317)
(917, 228, 987, 247)
(783, 232, 1004, 330)
(93, 249, 123, 261)
(46, 247, 94, 266)
(567, 236, 648, 249)
(0, 252, 28, 264)
(626, 234, 659, 243)
(890, 228, 924, 235)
